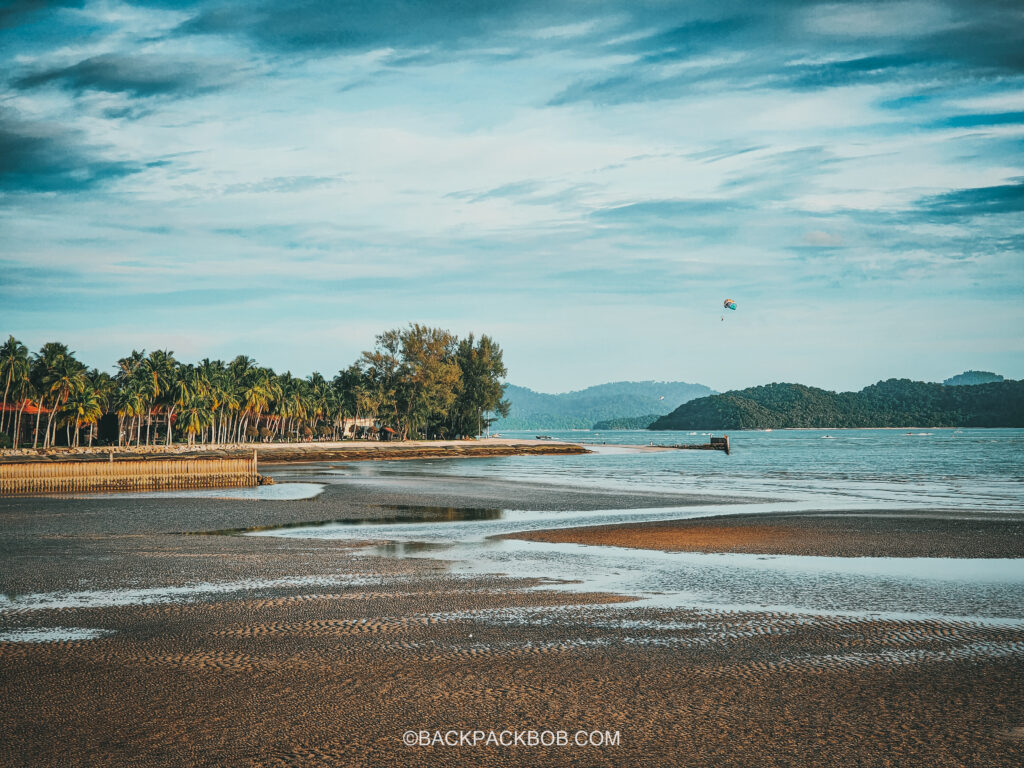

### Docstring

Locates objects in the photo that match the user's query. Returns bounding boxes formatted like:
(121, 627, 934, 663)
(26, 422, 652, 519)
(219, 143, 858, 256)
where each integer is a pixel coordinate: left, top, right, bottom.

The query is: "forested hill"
(494, 381, 713, 430)
(592, 414, 662, 430)
(649, 379, 1024, 430)
(943, 370, 1004, 386)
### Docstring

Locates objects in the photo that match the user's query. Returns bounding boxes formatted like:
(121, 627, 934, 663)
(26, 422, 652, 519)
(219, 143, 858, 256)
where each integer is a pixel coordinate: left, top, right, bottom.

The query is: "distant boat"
(535, 435, 554, 440)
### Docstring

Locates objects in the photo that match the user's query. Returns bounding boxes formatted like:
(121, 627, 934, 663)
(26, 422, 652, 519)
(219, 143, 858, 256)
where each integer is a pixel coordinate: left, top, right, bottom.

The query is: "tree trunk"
(14, 402, 26, 449)
(0, 370, 11, 435)
(44, 404, 57, 449)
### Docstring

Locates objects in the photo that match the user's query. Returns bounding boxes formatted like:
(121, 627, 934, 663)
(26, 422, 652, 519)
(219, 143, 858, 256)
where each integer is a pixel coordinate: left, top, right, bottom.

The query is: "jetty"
(670, 435, 730, 455)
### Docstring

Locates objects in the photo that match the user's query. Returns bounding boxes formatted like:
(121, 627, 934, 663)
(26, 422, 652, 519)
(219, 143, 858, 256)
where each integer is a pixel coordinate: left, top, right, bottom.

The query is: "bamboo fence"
(0, 453, 259, 495)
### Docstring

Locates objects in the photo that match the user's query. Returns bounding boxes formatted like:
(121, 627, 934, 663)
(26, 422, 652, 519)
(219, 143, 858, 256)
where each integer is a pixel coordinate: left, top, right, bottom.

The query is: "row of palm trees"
(0, 340, 110, 449)
(0, 329, 509, 449)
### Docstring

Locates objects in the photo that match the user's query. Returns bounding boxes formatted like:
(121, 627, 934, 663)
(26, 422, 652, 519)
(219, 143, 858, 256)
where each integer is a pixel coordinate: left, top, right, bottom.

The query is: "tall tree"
(398, 324, 461, 439)
(144, 350, 177, 445)
(60, 384, 102, 447)
(453, 333, 510, 437)
(0, 335, 29, 438)
(34, 343, 85, 448)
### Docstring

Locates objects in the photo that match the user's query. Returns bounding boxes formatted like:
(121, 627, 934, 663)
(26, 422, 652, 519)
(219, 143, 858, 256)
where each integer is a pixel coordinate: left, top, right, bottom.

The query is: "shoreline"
(0, 438, 589, 466)
(502, 510, 1024, 559)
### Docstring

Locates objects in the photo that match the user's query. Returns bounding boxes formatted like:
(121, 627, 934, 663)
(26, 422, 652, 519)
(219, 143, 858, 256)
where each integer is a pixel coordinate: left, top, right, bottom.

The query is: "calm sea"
(438, 428, 1024, 511)
(255, 428, 1024, 620)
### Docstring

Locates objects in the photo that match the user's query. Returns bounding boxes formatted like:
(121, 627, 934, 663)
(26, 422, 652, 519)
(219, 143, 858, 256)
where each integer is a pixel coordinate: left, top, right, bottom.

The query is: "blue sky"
(1, 0, 1022, 393)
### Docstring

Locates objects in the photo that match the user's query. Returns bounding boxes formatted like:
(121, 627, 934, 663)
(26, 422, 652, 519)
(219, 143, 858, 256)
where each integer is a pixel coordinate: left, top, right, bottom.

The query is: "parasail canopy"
(723, 299, 737, 310)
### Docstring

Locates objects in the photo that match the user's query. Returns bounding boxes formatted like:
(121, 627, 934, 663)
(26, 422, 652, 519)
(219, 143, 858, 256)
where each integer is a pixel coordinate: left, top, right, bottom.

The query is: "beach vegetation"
(0, 327, 509, 448)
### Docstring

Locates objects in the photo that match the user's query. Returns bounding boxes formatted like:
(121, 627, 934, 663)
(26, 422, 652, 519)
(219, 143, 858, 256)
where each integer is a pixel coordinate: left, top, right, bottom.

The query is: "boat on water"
(535, 435, 554, 440)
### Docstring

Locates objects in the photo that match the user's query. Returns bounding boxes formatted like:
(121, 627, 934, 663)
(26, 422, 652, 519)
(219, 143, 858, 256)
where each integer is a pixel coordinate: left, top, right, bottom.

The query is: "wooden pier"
(670, 436, 730, 455)
(0, 452, 260, 495)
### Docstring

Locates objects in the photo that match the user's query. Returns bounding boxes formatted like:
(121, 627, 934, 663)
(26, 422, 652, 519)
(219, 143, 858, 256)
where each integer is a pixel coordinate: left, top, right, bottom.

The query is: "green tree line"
(0, 325, 509, 449)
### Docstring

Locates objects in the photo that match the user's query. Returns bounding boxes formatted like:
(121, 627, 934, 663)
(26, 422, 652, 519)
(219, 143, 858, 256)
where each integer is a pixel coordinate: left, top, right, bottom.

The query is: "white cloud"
(804, 2, 958, 38)
(801, 230, 844, 247)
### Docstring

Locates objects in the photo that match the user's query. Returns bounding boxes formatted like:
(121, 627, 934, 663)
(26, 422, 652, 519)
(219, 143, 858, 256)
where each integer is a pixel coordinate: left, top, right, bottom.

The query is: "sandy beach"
(2, 465, 1023, 767)
(504, 509, 1024, 558)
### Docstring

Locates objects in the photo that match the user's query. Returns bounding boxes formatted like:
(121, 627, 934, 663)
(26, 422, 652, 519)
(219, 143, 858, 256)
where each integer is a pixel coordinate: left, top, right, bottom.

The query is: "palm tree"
(228, 356, 258, 442)
(212, 370, 240, 444)
(47, 355, 87, 447)
(115, 351, 147, 446)
(31, 343, 84, 448)
(306, 372, 330, 438)
(8, 359, 35, 449)
(114, 381, 140, 446)
(85, 369, 115, 447)
(176, 385, 214, 446)
(144, 350, 176, 445)
(60, 385, 103, 447)
(0, 336, 29, 440)
(169, 364, 211, 444)
(196, 358, 224, 443)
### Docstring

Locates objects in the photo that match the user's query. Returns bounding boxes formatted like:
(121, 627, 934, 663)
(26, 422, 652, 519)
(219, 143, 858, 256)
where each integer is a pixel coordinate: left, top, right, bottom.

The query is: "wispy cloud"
(917, 180, 1024, 217)
(13, 53, 243, 97)
(0, 0, 1021, 389)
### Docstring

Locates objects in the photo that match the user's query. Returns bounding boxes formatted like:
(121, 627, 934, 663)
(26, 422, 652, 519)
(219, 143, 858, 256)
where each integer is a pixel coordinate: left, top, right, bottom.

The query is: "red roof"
(0, 400, 48, 414)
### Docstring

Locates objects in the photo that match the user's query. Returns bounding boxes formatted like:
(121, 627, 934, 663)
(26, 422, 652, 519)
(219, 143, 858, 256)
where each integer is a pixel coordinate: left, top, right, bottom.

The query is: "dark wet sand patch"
(503, 510, 1024, 558)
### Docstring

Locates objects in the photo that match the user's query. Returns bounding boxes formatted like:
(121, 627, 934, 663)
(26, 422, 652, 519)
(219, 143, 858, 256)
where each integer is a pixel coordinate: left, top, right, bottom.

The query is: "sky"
(1, 0, 1022, 394)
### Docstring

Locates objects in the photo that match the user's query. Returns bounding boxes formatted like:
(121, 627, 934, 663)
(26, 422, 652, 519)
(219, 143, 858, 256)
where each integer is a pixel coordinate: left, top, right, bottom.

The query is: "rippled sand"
(1, 475, 1022, 766)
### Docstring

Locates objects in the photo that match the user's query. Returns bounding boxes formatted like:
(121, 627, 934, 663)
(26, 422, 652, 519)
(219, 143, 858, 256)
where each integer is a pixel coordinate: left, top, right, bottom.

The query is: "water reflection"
(196, 505, 506, 535)
(367, 541, 456, 557)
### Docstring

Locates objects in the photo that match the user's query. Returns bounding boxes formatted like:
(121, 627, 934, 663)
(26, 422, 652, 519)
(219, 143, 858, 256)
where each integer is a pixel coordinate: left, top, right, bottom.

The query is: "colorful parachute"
(723, 299, 737, 310)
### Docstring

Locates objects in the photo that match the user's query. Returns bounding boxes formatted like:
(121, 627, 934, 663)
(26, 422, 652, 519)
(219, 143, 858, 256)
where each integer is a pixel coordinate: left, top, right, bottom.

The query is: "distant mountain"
(494, 381, 714, 430)
(943, 370, 1004, 386)
(650, 379, 1024, 430)
(592, 414, 662, 430)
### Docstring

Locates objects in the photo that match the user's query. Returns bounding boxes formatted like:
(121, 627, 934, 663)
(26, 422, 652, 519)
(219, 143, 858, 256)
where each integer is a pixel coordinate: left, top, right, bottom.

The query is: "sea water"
(254, 429, 1024, 621)
(398, 428, 1024, 510)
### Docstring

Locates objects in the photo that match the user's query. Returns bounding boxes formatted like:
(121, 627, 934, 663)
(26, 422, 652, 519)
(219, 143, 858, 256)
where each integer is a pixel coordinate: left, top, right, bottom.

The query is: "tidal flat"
(1, 456, 1023, 767)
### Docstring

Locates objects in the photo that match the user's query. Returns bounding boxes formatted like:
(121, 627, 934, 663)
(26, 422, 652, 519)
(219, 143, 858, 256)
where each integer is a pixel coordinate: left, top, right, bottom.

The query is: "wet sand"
(1, 477, 1023, 766)
(505, 510, 1024, 558)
